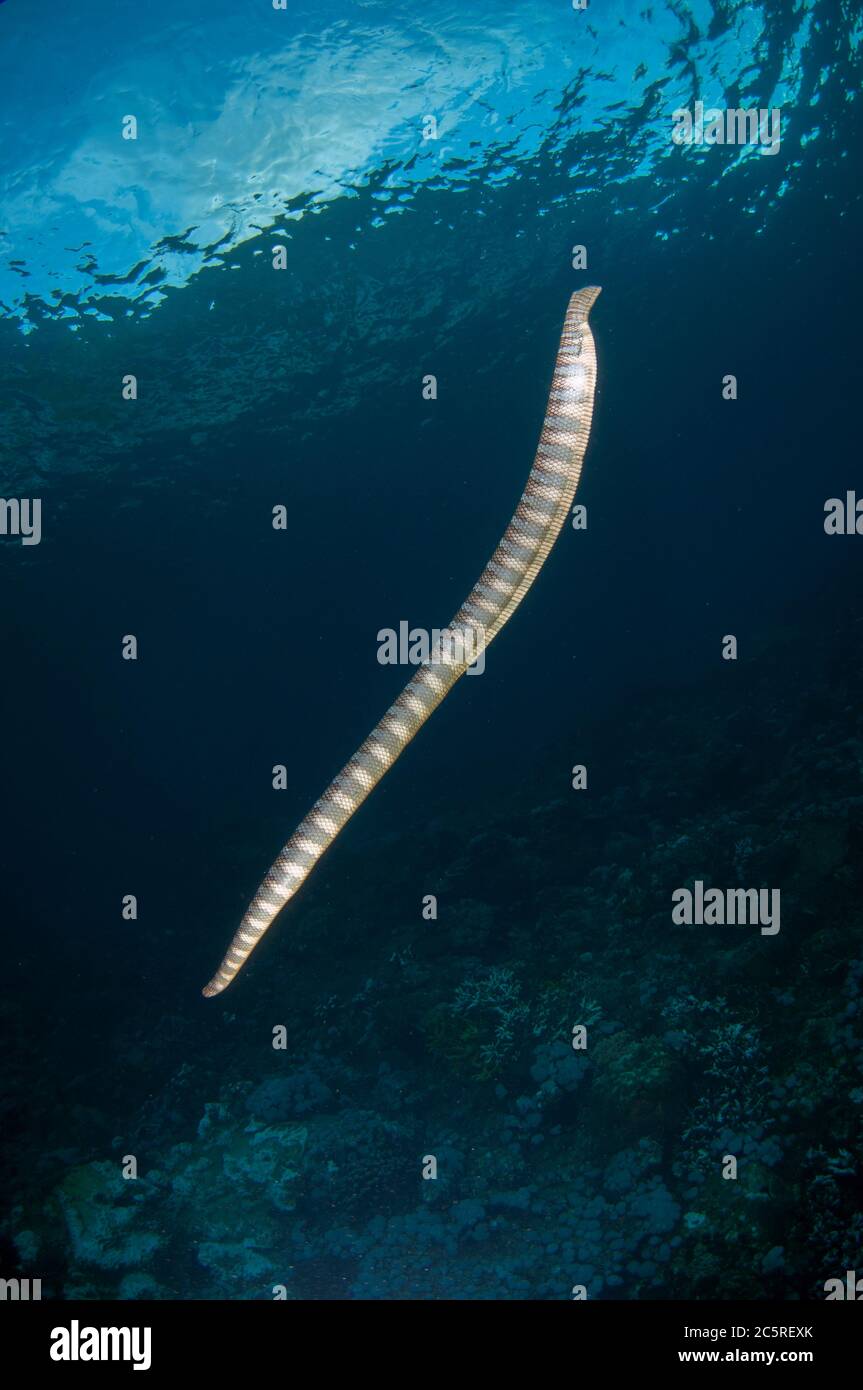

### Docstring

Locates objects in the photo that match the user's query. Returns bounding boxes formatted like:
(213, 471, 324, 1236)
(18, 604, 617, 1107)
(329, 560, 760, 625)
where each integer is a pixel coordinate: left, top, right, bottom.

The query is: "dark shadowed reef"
(2, 593, 862, 1299)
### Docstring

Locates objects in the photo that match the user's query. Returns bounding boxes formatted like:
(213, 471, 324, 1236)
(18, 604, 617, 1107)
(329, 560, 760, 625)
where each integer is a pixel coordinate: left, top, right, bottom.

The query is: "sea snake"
(203, 286, 601, 997)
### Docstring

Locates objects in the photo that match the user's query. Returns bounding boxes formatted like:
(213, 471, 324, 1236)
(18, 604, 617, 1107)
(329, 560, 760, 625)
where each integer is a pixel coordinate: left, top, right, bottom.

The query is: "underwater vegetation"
(3, 611, 861, 1300)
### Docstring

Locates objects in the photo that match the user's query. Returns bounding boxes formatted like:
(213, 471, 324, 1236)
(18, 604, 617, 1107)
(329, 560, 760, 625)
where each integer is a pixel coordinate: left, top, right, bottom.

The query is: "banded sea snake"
(203, 286, 601, 997)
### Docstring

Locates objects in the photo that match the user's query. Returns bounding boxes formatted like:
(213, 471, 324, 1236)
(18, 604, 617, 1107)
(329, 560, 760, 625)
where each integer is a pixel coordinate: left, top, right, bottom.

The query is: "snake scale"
(203, 286, 601, 996)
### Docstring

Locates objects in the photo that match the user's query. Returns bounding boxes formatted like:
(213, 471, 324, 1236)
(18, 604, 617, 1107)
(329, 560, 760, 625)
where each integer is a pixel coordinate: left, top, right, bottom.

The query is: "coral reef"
(3, 617, 862, 1299)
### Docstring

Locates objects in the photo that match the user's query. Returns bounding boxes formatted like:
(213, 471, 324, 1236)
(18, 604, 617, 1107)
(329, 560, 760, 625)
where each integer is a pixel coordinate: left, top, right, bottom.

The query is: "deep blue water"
(1, 0, 862, 1303)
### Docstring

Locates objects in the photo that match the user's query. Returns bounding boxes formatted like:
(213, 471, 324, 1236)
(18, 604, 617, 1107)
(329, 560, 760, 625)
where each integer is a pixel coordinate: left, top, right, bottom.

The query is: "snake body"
(203, 286, 601, 997)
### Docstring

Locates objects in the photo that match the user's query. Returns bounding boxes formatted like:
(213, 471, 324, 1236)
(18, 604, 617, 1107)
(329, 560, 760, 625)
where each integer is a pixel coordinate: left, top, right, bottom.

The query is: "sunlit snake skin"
(203, 287, 601, 996)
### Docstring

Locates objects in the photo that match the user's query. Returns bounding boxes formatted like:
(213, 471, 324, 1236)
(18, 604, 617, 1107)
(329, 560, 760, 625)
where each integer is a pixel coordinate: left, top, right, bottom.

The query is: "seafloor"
(2, 603, 861, 1300)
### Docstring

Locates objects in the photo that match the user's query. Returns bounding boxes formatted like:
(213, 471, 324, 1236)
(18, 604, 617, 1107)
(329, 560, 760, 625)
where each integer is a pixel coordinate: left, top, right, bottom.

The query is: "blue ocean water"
(1, 0, 861, 1302)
